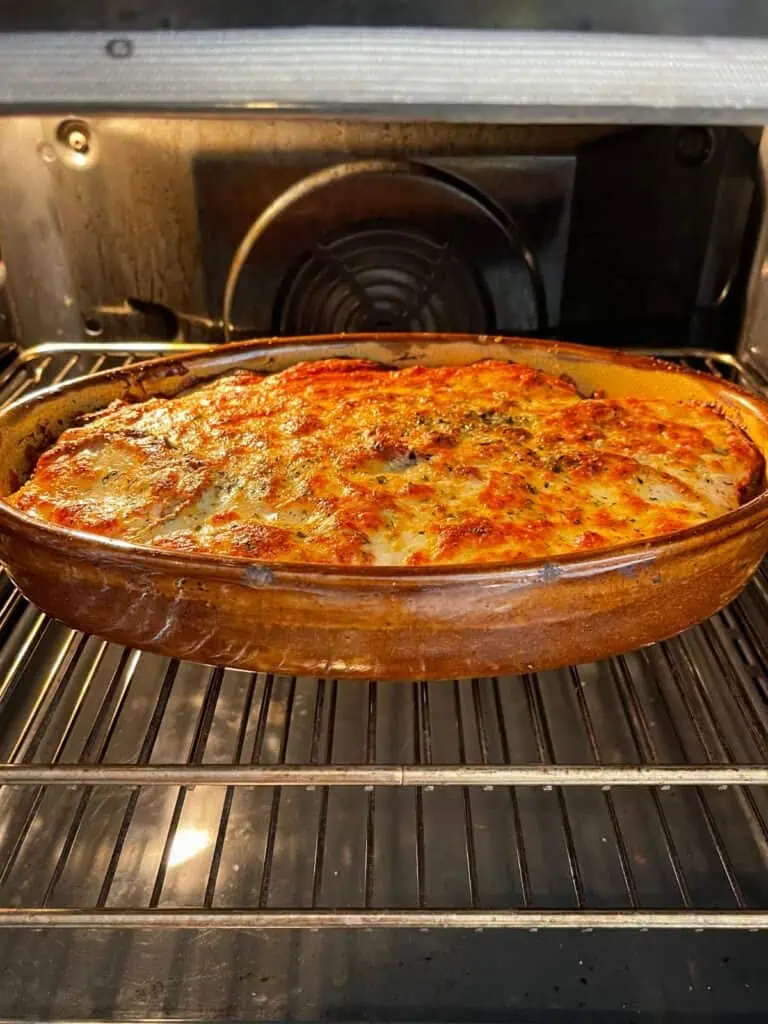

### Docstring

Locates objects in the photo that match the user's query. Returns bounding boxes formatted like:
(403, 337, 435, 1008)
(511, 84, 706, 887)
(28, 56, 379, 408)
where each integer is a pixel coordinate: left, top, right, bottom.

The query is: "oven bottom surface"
(1, 344, 768, 1019)
(0, 928, 767, 1021)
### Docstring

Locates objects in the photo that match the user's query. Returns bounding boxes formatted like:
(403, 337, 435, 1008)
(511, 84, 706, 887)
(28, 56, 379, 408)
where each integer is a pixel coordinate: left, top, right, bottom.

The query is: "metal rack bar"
(363, 679, 377, 909)
(309, 679, 336, 909)
(148, 666, 224, 907)
(654, 642, 747, 907)
(95, 658, 181, 907)
(0, 632, 109, 892)
(40, 646, 140, 906)
(203, 671, 259, 908)
(0, 907, 765, 930)
(10, 342, 211, 361)
(413, 683, 428, 909)
(608, 654, 694, 907)
(454, 682, 479, 909)
(569, 665, 639, 908)
(0, 763, 766, 785)
(490, 676, 531, 905)
(523, 672, 584, 904)
(256, 675, 295, 909)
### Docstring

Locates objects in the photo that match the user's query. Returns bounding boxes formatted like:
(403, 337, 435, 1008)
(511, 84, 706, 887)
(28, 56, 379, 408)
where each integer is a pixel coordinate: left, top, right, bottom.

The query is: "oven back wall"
(0, 119, 756, 349)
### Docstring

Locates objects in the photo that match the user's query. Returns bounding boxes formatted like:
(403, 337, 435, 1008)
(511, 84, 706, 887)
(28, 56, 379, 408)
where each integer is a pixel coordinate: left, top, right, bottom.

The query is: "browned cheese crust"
(8, 358, 765, 565)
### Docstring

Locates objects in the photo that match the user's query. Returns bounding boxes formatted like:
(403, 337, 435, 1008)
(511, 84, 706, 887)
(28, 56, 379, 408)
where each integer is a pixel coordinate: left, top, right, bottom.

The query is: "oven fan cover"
(275, 220, 493, 336)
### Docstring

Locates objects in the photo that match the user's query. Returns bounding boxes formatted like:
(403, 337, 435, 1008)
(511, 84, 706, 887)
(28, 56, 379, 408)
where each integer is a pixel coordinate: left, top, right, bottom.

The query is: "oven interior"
(1, 115, 768, 1019)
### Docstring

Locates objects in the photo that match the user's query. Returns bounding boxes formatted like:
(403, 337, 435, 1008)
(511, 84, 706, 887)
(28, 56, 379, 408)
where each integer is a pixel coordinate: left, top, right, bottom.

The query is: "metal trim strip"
(0, 29, 767, 120)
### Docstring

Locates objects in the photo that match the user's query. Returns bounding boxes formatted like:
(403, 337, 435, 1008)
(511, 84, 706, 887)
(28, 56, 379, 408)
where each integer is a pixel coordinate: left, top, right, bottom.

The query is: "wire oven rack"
(2, 342, 768, 931)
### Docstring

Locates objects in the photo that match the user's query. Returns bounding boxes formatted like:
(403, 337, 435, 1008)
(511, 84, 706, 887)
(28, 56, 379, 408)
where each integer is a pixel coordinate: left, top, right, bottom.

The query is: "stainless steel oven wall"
(0, 118, 761, 352)
(0, 118, 595, 347)
(743, 130, 768, 369)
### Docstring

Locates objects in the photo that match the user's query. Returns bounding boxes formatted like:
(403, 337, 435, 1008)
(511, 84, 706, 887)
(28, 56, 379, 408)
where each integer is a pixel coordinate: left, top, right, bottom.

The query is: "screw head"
(674, 127, 715, 168)
(66, 128, 89, 155)
(106, 38, 134, 59)
(55, 119, 93, 163)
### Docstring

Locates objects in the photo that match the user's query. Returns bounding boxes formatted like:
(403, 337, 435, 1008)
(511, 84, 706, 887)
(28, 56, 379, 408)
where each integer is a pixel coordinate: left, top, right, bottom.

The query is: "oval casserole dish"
(1, 333, 768, 681)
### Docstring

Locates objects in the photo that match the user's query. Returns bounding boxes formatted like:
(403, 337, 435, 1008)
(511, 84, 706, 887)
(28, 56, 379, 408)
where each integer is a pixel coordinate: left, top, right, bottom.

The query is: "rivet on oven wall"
(106, 38, 134, 59)
(63, 126, 89, 156)
(55, 119, 96, 169)
(37, 141, 56, 164)
(83, 317, 103, 337)
(674, 127, 715, 167)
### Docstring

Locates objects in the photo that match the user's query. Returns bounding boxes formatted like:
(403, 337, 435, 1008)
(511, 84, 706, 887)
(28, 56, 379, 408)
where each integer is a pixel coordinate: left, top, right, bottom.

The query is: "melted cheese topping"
(8, 358, 765, 566)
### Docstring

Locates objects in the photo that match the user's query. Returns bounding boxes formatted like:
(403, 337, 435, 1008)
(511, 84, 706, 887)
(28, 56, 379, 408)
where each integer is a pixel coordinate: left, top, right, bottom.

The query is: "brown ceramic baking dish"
(1, 333, 768, 681)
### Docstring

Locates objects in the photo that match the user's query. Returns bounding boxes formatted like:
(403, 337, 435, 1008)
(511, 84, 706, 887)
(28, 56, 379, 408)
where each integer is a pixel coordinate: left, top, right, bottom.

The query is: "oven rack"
(1, 342, 768, 930)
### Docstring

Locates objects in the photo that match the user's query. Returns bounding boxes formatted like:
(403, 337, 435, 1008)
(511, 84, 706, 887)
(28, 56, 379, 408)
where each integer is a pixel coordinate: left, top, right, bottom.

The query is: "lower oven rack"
(1, 343, 768, 930)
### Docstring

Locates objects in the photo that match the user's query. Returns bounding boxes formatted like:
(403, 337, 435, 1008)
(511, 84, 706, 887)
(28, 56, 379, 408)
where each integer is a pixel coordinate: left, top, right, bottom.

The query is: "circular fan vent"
(276, 222, 492, 335)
